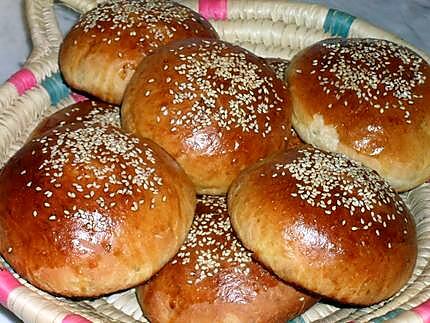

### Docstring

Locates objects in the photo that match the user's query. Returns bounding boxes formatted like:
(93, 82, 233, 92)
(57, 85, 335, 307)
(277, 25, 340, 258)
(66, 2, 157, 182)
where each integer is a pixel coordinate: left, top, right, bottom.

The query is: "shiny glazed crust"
(122, 38, 292, 194)
(287, 38, 430, 191)
(228, 145, 417, 305)
(0, 123, 196, 297)
(137, 195, 317, 323)
(59, 0, 218, 104)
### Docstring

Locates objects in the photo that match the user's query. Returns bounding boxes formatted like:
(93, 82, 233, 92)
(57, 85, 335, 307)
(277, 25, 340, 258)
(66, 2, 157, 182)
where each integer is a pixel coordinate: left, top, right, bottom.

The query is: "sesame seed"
(172, 195, 253, 284)
(315, 39, 426, 123)
(44, 191, 53, 198)
(75, 0, 212, 59)
(32, 121, 164, 215)
(273, 146, 408, 241)
(153, 39, 286, 137)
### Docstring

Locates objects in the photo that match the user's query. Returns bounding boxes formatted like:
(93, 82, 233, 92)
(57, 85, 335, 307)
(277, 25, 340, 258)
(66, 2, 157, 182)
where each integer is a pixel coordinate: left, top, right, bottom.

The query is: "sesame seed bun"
(287, 38, 430, 192)
(0, 122, 196, 297)
(137, 195, 318, 323)
(122, 38, 292, 194)
(59, 0, 218, 104)
(30, 100, 120, 139)
(228, 145, 417, 305)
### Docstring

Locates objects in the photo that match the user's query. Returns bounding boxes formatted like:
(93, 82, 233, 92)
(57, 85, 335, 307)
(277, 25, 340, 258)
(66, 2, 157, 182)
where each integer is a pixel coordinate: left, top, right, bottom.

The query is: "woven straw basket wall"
(0, 0, 429, 322)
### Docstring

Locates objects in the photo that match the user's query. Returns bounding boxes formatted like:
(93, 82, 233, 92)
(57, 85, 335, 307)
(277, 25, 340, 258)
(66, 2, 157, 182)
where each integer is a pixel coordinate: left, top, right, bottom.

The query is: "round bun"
(0, 122, 196, 297)
(287, 38, 430, 191)
(31, 100, 120, 138)
(122, 38, 292, 194)
(59, 0, 218, 104)
(137, 195, 317, 323)
(228, 145, 417, 305)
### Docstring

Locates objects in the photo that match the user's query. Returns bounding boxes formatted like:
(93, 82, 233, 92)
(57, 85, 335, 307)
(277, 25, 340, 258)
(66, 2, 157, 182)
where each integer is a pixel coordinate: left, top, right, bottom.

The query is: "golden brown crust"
(59, 0, 218, 104)
(0, 122, 196, 297)
(287, 38, 430, 191)
(137, 195, 317, 323)
(228, 145, 417, 305)
(30, 100, 120, 139)
(122, 39, 292, 194)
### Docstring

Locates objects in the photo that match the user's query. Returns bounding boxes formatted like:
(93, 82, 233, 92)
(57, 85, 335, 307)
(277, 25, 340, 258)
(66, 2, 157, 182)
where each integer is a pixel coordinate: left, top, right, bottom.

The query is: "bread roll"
(137, 195, 317, 323)
(30, 100, 120, 138)
(60, 0, 218, 104)
(0, 122, 196, 297)
(122, 39, 292, 194)
(287, 38, 430, 191)
(228, 145, 417, 305)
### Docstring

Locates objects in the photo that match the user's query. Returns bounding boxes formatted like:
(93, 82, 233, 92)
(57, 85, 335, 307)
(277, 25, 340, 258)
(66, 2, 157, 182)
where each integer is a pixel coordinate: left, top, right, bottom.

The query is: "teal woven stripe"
(371, 308, 405, 322)
(323, 8, 356, 38)
(41, 72, 71, 106)
(288, 316, 306, 323)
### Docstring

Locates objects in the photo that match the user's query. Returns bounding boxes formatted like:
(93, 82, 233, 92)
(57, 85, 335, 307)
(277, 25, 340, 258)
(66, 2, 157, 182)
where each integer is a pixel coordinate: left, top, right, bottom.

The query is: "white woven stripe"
(7, 286, 69, 323)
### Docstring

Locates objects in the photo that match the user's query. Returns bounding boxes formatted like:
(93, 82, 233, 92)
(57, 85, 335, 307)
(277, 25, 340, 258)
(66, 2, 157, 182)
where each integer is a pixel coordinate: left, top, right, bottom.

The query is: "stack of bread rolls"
(0, 0, 428, 322)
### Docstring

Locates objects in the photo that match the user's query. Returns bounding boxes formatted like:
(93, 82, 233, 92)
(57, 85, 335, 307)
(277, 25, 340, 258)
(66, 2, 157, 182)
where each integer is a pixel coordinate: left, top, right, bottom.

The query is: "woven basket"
(0, 0, 429, 322)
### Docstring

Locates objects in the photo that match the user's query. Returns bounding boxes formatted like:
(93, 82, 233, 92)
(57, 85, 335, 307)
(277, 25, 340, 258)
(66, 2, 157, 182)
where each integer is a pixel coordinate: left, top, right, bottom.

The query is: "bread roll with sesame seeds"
(228, 145, 417, 305)
(122, 38, 292, 194)
(137, 195, 318, 323)
(0, 122, 196, 297)
(59, 0, 218, 104)
(287, 38, 430, 191)
(30, 100, 120, 139)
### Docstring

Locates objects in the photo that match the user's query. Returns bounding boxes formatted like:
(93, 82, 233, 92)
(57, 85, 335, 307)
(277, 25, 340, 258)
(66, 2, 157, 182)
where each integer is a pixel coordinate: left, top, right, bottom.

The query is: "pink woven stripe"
(70, 92, 88, 103)
(199, 0, 227, 20)
(413, 299, 430, 322)
(62, 314, 92, 323)
(8, 69, 37, 95)
(0, 269, 21, 307)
